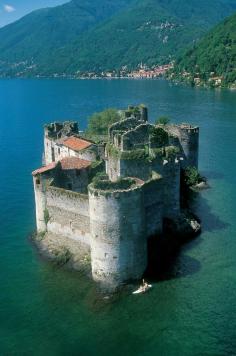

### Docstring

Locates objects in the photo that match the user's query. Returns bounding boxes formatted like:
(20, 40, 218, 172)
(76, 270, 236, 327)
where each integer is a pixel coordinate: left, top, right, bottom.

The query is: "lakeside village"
(168, 70, 225, 88)
(73, 63, 173, 79)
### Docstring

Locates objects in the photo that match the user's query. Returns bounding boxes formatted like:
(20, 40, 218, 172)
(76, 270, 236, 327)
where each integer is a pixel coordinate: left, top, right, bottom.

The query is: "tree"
(183, 166, 202, 187)
(86, 108, 120, 137)
(155, 116, 170, 125)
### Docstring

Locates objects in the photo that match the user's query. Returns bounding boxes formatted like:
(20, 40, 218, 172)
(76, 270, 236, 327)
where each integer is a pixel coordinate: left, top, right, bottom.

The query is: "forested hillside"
(169, 12, 236, 87)
(0, 0, 236, 76)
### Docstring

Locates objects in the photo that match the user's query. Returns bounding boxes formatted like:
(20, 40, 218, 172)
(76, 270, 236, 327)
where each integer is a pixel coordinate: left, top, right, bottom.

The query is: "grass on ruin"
(92, 177, 136, 191)
(53, 247, 72, 266)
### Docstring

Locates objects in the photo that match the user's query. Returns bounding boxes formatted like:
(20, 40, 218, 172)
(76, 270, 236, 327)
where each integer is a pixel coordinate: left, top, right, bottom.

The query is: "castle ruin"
(32, 105, 199, 289)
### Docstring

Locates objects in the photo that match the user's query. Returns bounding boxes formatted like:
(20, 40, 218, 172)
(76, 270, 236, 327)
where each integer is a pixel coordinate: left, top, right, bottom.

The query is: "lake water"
(0, 79, 236, 356)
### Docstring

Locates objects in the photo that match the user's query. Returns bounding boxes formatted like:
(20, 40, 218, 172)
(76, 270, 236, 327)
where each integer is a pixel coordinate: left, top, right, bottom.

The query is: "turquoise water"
(1, 79, 236, 356)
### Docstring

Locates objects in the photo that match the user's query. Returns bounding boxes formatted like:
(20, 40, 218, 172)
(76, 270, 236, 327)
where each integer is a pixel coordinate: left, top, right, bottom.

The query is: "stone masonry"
(32, 105, 199, 289)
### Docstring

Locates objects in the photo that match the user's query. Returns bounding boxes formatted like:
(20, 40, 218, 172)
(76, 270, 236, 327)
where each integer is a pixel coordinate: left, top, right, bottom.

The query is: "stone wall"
(45, 186, 91, 248)
(74, 146, 98, 162)
(142, 177, 163, 236)
(121, 123, 153, 150)
(106, 153, 151, 182)
(163, 159, 181, 219)
(109, 117, 143, 143)
(33, 175, 47, 232)
(44, 122, 78, 140)
(120, 158, 151, 181)
(44, 136, 97, 165)
(106, 154, 120, 182)
(59, 168, 89, 193)
(89, 184, 147, 288)
(166, 124, 199, 168)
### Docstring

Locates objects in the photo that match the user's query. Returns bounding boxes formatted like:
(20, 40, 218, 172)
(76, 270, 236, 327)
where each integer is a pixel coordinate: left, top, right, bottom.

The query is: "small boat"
(132, 284, 152, 295)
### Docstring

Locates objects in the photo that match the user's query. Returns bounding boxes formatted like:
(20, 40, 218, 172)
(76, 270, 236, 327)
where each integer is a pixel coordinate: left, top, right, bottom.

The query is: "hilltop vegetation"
(169, 12, 236, 88)
(0, 0, 133, 75)
(0, 0, 236, 76)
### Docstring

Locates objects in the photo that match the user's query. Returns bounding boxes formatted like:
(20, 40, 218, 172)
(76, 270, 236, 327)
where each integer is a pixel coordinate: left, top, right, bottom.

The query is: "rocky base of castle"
(31, 210, 201, 288)
(31, 232, 92, 275)
(192, 181, 210, 191)
(163, 212, 201, 241)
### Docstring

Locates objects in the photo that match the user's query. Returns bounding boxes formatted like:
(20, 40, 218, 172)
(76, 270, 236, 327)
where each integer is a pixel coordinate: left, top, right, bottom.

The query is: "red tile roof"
(32, 157, 91, 176)
(32, 162, 57, 176)
(60, 157, 91, 170)
(62, 136, 92, 151)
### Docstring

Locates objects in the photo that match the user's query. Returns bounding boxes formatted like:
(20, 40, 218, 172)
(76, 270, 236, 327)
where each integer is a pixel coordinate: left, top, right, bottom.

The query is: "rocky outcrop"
(163, 212, 201, 240)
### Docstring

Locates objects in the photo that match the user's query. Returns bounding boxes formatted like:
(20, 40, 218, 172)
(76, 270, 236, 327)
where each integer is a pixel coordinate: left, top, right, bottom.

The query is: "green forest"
(169, 12, 236, 87)
(0, 0, 236, 77)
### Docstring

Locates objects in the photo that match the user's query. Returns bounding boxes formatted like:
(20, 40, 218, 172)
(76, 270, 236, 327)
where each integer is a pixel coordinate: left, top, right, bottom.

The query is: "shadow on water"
(145, 188, 229, 283)
(200, 170, 225, 181)
(145, 233, 201, 282)
(186, 189, 230, 233)
(30, 187, 229, 304)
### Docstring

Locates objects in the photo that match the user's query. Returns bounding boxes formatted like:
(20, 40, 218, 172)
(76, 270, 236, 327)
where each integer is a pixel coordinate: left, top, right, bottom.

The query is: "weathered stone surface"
(33, 109, 201, 289)
(89, 183, 147, 288)
(34, 232, 91, 274)
(194, 181, 209, 191)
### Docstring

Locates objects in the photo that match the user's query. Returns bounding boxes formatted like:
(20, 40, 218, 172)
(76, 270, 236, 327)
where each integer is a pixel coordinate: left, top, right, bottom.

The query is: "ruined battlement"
(33, 105, 200, 290)
(123, 104, 148, 122)
(44, 121, 79, 139)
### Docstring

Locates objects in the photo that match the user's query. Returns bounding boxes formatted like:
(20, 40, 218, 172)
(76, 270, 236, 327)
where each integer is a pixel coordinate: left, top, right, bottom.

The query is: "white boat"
(132, 284, 152, 294)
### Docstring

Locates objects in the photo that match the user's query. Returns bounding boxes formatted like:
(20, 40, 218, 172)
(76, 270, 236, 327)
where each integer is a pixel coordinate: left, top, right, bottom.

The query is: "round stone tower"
(88, 179, 147, 289)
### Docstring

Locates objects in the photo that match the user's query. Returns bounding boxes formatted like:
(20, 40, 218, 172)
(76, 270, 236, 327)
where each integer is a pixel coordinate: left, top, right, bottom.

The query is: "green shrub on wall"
(44, 209, 50, 225)
(183, 166, 204, 187)
(88, 160, 105, 184)
(92, 171, 108, 185)
(165, 146, 180, 158)
(53, 247, 72, 266)
(120, 148, 148, 161)
(106, 143, 120, 159)
(93, 178, 136, 191)
(150, 127, 169, 147)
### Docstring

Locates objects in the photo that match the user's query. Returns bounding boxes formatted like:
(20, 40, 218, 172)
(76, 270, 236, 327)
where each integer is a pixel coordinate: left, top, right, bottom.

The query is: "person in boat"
(141, 279, 149, 291)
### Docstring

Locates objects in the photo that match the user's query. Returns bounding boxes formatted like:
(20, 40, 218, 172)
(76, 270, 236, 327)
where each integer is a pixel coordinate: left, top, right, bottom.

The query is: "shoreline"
(0, 75, 235, 90)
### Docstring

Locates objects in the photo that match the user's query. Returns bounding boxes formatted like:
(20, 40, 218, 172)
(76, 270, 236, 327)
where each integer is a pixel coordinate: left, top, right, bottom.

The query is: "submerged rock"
(164, 212, 201, 240)
(193, 181, 209, 191)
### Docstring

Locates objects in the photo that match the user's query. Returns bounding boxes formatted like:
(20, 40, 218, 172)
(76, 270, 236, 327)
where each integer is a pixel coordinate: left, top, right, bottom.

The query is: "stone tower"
(89, 180, 147, 288)
(166, 124, 199, 168)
